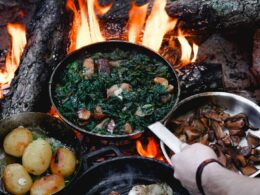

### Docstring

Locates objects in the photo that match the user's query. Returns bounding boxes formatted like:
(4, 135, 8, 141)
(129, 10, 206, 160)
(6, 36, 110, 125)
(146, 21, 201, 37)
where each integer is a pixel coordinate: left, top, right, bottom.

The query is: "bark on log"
(250, 29, 260, 85)
(196, 34, 251, 90)
(1, 0, 71, 117)
(166, 0, 260, 33)
(178, 63, 223, 99)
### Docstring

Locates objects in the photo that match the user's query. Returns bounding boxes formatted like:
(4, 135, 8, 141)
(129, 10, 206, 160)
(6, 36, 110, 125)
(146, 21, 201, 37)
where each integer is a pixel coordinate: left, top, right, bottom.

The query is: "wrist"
(201, 162, 223, 194)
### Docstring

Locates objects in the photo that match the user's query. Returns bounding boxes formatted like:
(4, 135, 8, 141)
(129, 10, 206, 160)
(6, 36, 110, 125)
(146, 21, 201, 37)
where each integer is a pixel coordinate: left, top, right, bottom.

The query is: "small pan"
(0, 112, 82, 195)
(49, 40, 180, 140)
(68, 146, 190, 195)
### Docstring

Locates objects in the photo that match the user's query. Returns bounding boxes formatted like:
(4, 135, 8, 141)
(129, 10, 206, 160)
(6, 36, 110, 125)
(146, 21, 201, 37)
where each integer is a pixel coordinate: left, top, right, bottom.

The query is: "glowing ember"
(0, 23, 26, 98)
(142, 0, 177, 52)
(128, 2, 149, 43)
(136, 137, 159, 158)
(177, 30, 198, 65)
(67, 0, 111, 52)
(49, 106, 60, 119)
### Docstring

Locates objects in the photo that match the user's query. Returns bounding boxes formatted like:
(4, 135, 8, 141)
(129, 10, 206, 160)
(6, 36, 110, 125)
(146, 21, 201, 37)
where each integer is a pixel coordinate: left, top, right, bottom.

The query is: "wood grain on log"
(1, 0, 71, 117)
(166, 0, 260, 32)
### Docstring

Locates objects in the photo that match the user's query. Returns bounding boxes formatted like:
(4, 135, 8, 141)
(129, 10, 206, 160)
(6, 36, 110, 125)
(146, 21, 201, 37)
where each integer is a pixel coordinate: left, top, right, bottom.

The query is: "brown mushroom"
(247, 133, 260, 148)
(95, 59, 111, 75)
(153, 77, 168, 88)
(211, 144, 228, 167)
(124, 123, 133, 134)
(230, 136, 241, 146)
(229, 129, 245, 137)
(241, 166, 258, 176)
(93, 106, 106, 120)
(238, 146, 252, 157)
(166, 84, 174, 93)
(234, 154, 247, 167)
(212, 121, 226, 140)
(251, 148, 260, 156)
(200, 134, 209, 145)
(248, 155, 260, 164)
(77, 109, 91, 120)
(83, 58, 94, 79)
(184, 127, 201, 143)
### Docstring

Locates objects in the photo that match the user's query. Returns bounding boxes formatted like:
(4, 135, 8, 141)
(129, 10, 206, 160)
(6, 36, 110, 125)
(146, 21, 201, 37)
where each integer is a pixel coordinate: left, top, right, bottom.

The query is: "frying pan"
(0, 112, 82, 195)
(68, 146, 190, 195)
(49, 40, 180, 140)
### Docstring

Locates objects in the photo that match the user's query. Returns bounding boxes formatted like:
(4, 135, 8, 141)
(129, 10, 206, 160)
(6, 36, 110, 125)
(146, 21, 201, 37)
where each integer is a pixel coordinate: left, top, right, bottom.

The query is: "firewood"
(166, 0, 260, 33)
(1, 0, 72, 117)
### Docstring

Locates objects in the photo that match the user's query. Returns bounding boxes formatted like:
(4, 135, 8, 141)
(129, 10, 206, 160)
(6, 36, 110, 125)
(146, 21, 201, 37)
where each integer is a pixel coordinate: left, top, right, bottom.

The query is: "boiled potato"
(30, 174, 65, 195)
(3, 163, 32, 195)
(22, 139, 52, 175)
(3, 127, 33, 157)
(50, 147, 76, 177)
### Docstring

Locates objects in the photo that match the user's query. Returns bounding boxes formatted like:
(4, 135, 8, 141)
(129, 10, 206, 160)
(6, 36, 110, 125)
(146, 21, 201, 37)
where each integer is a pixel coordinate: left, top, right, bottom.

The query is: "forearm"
(203, 163, 260, 195)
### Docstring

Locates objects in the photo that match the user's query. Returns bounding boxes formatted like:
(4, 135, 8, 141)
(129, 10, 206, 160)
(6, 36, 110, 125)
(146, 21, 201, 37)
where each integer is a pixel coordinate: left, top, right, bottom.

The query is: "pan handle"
(82, 146, 122, 170)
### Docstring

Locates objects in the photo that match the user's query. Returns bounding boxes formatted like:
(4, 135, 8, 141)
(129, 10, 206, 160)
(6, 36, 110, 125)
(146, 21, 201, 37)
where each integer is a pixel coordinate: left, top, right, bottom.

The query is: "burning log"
(166, 0, 260, 33)
(178, 63, 223, 98)
(1, 0, 72, 117)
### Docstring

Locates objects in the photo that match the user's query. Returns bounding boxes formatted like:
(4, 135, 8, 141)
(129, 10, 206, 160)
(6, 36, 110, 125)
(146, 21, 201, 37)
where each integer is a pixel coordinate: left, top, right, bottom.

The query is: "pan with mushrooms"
(161, 92, 260, 177)
(0, 112, 81, 195)
(49, 41, 180, 139)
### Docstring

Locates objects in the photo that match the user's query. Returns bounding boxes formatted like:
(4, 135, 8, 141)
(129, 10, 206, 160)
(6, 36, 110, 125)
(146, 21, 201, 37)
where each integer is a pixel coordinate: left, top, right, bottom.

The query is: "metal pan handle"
(82, 146, 122, 170)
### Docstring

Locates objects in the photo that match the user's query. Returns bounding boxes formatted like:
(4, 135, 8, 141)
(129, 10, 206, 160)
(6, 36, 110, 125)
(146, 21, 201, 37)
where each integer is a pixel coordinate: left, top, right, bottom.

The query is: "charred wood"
(178, 63, 223, 99)
(166, 0, 260, 33)
(1, 0, 71, 117)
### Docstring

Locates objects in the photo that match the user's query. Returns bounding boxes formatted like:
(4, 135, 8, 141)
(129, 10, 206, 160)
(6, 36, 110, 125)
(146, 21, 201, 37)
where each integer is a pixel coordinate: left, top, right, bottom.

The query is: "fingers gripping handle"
(148, 122, 186, 154)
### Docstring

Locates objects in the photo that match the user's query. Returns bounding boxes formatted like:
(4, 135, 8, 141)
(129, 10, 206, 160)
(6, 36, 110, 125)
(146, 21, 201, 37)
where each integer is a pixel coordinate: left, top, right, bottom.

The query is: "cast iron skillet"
(68, 146, 190, 195)
(49, 40, 180, 140)
(0, 112, 82, 195)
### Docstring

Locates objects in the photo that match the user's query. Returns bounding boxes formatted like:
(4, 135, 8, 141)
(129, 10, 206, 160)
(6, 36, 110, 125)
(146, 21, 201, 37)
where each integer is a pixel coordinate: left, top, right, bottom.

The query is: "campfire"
(0, 0, 259, 180)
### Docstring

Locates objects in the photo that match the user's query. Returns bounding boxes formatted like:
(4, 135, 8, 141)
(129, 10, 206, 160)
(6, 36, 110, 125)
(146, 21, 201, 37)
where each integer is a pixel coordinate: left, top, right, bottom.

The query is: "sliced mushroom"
(211, 144, 227, 167)
(95, 59, 110, 75)
(241, 166, 258, 176)
(77, 109, 91, 120)
(166, 84, 174, 93)
(109, 60, 122, 67)
(251, 148, 260, 156)
(93, 106, 106, 120)
(107, 83, 132, 99)
(229, 129, 245, 137)
(107, 120, 116, 134)
(83, 58, 94, 79)
(225, 113, 248, 130)
(200, 134, 209, 145)
(247, 133, 260, 148)
(212, 121, 226, 140)
(184, 127, 201, 143)
(153, 77, 168, 88)
(124, 123, 133, 134)
(204, 112, 223, 123)
(235, 154, 247, 167)
(249, 155, 260, 164)
(230, 136, 241, 147)
(95, 118, 110, 130)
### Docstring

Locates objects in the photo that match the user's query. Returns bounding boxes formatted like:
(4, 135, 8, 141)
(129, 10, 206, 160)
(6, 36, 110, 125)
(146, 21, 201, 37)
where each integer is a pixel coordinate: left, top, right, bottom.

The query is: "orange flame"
(128, 2, 149, 43)
(142, 0, 177, 52)
(0, 23, 26, 98)
(136, 137, 159, 158)
(67, 0, 111, 53)
(177, 30, 198, 65)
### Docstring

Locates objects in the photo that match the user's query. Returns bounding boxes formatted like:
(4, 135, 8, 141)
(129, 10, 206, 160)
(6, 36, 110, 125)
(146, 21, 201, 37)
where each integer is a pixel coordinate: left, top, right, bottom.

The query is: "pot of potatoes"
(0, 112, 82, 195)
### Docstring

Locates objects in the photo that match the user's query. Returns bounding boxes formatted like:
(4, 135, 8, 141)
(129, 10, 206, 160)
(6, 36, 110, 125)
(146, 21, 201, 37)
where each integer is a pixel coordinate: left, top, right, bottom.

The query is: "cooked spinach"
(53, 49, 176, 135)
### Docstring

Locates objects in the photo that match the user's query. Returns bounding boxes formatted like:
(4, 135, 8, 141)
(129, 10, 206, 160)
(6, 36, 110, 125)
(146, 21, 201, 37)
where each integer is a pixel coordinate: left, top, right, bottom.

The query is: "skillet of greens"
(52, 44, 178, 137)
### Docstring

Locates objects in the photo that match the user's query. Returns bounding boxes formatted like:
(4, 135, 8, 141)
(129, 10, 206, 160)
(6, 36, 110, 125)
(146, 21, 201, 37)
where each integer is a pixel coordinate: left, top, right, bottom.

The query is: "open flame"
(66, 0, 111, 52)
(177, 30, 199, 65)
(0, 23, 26, 98)
(128, 2, 149, 44)
(136, 137, 164, 161)
(142, 0, 177, 52)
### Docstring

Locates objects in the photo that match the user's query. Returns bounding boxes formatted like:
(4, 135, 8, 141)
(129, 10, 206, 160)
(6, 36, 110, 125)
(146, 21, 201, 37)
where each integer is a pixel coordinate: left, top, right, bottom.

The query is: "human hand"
(171, 143, 218, 194)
